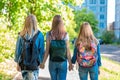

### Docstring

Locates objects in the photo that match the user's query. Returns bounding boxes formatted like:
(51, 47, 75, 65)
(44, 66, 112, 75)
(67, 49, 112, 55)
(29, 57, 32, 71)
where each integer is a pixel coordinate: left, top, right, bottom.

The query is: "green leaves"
(74, 8, 99, 34)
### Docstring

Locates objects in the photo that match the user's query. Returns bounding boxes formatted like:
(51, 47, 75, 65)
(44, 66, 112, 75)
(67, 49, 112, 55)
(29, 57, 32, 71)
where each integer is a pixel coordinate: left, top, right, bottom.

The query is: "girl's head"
(20, 14, 38, 37)
(50, 15, 66, 40)
(76, 22, 98, 49)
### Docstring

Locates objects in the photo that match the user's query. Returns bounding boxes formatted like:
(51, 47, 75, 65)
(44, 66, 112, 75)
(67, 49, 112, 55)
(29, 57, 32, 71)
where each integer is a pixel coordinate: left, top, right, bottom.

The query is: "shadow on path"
(38, 77, 50, 80)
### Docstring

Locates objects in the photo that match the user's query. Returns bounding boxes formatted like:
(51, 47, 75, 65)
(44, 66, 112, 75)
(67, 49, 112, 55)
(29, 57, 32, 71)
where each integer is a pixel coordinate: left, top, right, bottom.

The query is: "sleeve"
(97, 43, 102, 67)
(64, 33, 69, 41)
(46, 32, 49, 40)
(14, 35, 22, 63)
(38, 33, 45, 63)
(71, 47, 77, 64)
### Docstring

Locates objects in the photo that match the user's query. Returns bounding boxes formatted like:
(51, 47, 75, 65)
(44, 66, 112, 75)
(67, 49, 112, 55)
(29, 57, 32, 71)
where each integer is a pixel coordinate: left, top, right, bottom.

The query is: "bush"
(0, 26, 17, 62)
(101, 31, 115, 44)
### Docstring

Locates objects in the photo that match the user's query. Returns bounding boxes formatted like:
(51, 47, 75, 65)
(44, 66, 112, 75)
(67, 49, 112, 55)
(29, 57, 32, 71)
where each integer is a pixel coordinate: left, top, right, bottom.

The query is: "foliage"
(0, 71, 12, 80)
(0, 0, 80, 38)
(101, 31, 115, 44)
(0, 25, 16, 62)
(0, 0, 83, 62)
(74, 8, 99, 34)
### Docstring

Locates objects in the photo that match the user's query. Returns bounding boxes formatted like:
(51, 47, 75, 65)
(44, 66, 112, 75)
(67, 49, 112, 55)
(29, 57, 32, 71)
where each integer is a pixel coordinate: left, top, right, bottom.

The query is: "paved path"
(13, 58, 80, 80)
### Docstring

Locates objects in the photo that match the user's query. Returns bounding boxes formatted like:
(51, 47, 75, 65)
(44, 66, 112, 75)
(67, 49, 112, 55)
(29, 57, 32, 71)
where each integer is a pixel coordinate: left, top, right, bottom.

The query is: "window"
(100, 0, 105, 4)
(89, 6, 96, 13)
(100, 7, 105, 12)
(89, 0, 96, 4)
(100, 22, 104, 28)
(100, 14, 104, 20)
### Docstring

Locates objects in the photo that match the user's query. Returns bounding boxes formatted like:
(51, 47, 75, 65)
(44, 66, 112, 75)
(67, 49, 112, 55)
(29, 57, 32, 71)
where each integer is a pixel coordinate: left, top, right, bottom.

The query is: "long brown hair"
(50, 15, 66, 40)
(75, 22, 98, 50)
(20, 14, 38, 38)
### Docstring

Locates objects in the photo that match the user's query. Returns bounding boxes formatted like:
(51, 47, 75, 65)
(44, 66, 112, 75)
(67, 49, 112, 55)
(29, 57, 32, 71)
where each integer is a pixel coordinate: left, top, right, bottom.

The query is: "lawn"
(99, 56, 120, 80)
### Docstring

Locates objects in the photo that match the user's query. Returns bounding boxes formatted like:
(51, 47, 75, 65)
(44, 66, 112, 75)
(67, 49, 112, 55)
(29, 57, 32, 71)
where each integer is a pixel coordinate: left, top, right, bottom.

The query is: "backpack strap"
(32, 30, 40, 42)
(63, 32, 67, 40)
(49, 31, 54, 40)
(49, 31, 67, 40)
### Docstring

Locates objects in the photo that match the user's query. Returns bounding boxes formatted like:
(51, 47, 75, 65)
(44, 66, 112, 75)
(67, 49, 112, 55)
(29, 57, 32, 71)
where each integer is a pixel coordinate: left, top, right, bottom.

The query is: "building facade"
(81, 0, 107, 35)
(115, 0, 120, 39)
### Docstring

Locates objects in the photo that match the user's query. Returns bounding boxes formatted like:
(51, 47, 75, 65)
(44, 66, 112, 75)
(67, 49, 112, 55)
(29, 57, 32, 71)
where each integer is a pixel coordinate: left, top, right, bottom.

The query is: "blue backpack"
(19, 31, 40, 70)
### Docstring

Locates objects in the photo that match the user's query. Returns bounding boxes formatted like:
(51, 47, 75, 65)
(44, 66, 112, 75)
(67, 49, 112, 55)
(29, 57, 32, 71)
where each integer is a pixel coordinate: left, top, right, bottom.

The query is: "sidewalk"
(13, 58, 80, 80)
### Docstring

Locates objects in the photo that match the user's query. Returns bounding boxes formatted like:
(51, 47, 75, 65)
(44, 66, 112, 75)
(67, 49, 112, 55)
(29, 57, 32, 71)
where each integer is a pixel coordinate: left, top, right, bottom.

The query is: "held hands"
(40, 63, 45, 69)
(98, 67, 100, 75)
(16, 64, 21, 72)
(69, 64, 74, 71)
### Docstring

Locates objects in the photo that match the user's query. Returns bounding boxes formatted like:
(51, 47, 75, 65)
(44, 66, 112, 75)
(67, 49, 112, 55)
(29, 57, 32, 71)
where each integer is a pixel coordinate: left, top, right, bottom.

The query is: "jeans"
(21, 70, 39, 80)
(78, 64, 98, 80)
(49, 60, 67, 80)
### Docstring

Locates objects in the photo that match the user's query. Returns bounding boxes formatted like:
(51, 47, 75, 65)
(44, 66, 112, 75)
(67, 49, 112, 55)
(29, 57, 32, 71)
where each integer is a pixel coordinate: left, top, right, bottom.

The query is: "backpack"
(18, 31, 40, 70)
(77, 42, 98, 67)
(49, 32, 67, 62)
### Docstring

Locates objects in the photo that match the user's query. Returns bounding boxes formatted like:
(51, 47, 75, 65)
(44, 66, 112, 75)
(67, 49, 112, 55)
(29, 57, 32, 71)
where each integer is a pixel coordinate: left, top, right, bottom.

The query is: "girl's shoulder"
(46, 31, 50, 39)
(64, 32, 69, 41)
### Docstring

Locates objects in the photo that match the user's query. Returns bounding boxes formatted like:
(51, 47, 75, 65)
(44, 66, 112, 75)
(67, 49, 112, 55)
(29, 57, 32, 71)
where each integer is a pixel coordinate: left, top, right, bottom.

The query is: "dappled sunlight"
(0, 59, 17, 79)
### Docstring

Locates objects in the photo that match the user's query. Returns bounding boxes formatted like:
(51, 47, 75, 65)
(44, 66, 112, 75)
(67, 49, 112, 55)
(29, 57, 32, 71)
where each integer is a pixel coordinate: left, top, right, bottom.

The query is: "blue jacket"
(14, 31, 44, 64)
(71, 43, 102, 67)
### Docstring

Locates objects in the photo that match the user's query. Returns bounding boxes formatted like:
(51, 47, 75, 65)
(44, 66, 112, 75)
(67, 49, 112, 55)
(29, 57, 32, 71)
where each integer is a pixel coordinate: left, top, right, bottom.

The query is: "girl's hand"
(40, 63, 45, 69)
(98, 67, 100, 75)
(69, 64, 73, 71)
(16, 64, 21, 71)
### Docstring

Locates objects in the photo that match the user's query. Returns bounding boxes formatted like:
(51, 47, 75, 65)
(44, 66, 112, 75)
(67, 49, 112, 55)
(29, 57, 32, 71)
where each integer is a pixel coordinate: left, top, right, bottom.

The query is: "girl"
(40, 15, 73, 80)
(72, 22, 101, 80)
(14, 14, 44, 80)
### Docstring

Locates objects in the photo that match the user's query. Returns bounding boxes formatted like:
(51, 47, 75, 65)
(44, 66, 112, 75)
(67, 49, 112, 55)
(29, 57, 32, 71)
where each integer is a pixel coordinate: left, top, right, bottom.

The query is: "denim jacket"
(71, 43, 102, 67)
(14, 31, 44, 64)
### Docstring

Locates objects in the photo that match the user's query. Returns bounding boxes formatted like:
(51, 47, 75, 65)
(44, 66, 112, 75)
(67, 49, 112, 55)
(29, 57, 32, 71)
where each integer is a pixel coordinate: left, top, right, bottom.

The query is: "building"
(107, 22, 115, 31)
(115, 0, 120, 39)
(81, 0, 107, 35)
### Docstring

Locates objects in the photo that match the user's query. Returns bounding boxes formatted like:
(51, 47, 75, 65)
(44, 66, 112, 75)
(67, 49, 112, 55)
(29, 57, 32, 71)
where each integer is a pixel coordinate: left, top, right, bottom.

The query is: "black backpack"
(49, 32, 67, 62)
(18, 31, 40, 70)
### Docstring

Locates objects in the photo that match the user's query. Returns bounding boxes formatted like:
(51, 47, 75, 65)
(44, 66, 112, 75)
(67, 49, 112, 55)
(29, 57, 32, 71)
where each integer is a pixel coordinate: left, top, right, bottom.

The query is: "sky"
(107, 0, 115, 24)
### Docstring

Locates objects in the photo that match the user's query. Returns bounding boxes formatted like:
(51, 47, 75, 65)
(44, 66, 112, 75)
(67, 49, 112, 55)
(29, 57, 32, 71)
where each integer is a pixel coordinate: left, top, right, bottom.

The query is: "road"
(100, 44, 120, 62)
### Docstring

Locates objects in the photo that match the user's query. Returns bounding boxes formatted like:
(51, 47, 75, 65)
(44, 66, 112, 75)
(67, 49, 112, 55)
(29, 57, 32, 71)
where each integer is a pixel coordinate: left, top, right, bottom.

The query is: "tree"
(74, 8, 99, 34)
(101, 31, 115, 44)
(0, 0, 83, 38)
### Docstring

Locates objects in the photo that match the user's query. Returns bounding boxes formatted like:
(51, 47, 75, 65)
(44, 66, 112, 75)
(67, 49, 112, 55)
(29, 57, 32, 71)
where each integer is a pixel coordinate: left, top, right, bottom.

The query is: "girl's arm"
(97, 43, 102, 74)
(14, 35, 22, 63)
(40, 36, 50, 69)
(38, 33, 45, 64)
(97, 43, 102, 67)
(66, 40, 73, 71)
(71, 47, 77, 64)
(14, 35, 22, 71)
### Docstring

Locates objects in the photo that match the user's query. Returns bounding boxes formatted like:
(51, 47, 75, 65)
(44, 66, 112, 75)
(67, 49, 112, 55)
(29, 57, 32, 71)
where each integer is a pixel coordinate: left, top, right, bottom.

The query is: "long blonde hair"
(20, 14, 38, 38)
(75, 22, 98, 50)
(50, 15, 66, 40)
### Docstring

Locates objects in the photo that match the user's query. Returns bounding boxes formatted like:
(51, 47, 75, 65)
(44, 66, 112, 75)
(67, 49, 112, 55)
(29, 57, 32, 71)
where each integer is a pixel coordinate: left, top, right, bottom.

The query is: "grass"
(0, 71, 12, 80)
(111, 42, 120, 47)
(99, 56, 120, 80)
